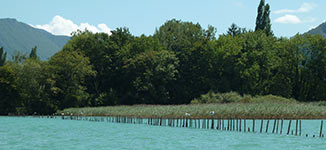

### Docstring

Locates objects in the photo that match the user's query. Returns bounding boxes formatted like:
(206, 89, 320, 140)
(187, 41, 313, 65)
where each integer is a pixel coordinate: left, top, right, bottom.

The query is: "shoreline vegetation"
(2, 0, 326, 116)
(59, 93, 326, 119)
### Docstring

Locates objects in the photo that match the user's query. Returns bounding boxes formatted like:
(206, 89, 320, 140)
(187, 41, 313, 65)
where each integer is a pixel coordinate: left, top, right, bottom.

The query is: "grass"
(59, 92, 326, 119)
(59, 102, 326, 119)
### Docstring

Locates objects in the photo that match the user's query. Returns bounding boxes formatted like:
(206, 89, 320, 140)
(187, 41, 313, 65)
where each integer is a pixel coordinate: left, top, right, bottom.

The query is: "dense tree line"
(1, 0, 326, 115)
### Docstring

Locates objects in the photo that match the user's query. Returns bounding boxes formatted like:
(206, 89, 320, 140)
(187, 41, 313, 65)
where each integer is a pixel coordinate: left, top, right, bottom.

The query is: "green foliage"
(255, 0, 265, 31)
(11, 50, 27, 64)
(124, 50, 179, 104)
(29, 46, 39, 60)
(3, 13, 326, 115)
(250, 95, 296, 103)
(0, 47, 6, 66)
(48, 51, 96, 109)
(227, 23, 247, 36)
(154, 19, 218, 103)
(13, 59, 54, 114)
(191, 91, 244, 104)
(0, 65, 19, 114)
(191, 92, 295, 105)
(255, 0, 273, 36)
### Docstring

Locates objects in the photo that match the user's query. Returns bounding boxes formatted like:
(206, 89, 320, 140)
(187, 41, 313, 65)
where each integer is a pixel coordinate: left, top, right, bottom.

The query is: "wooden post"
(236, 119, 238, 131)
(253, 119, 255, 133)
(198, 119, 201, 128)
(287, 120, 292, 135)
(280, 120, 284, 134)
(176, 119, 179, 127)
(211, 118, 214, 129)
(244, 119, 246, 132)
(266, 120, 269, 133)
(207, 119, 209, 129)
(227, 119, 230, 131)
(295, 120, 298, 136)
(299, 120, 302, 136)
(272, 120, 276, 134)
(233, 119, 235, 131)
(320, 120, 323, 137)
(276, 120, 279, 134)
(239, 119, 242, 132)
(260, 120, 263, 133)
(217, 119, 219, 130)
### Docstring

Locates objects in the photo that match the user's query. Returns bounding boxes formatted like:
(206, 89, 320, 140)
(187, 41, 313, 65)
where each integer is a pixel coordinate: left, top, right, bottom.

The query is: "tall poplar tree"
(0, 47, 6, 66)
(255, 0, 265, 31)
(29, 46, 39, 60)
(262, 4, 273, 36)
(255, 0, 273, 36)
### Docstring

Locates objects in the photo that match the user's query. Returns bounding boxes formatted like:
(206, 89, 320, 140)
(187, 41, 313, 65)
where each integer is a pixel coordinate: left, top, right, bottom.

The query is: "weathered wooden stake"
(295, 120, 298, 136)
(244, 119, 246, 132)
(280, 120, 284, 134)
(272, 120, 276, 134)
(233, 119, 235, 131)
(299, 120, 302, 136)
(239, 119, 241, 132)
(320, 120, 323, 137)
(287, 120, 292, 135)
(198, 119, 201, 128)
(211, 118, 214, 129)
(253, 119, 255, 133)
(276, 120, 279, 134)
(260, 120, 263, 133)
(266, 120, 269, 133)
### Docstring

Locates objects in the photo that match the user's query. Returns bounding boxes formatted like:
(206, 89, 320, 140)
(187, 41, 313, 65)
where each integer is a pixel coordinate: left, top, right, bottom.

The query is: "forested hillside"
(0, 18, 69, 60)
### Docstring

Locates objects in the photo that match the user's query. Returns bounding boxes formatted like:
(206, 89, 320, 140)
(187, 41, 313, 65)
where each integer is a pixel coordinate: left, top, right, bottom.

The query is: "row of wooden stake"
(37, 115, 325, 138)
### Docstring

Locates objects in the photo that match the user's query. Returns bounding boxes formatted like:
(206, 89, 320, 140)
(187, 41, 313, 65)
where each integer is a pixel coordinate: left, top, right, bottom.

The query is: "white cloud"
(34, 15, 112, 36)
(274, 14, 302, 24)
(274, 2, 316, 14)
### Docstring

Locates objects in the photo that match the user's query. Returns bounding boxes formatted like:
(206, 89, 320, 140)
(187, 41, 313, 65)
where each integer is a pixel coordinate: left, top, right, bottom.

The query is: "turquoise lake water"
(1, 117, 326, 150)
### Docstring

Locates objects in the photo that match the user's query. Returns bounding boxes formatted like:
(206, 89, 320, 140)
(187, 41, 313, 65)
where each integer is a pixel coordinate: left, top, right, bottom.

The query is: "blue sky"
(0, 0, 325, 37)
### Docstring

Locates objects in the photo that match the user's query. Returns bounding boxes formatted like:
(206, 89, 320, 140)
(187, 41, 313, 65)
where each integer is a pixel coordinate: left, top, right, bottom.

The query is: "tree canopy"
(1, 1, 326, 115)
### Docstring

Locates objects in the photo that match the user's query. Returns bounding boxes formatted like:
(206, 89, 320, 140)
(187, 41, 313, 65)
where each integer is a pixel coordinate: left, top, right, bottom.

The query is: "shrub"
(250, 95, 296, 103)
(191, 92, 297, 104)
(190, 91, 243, 104)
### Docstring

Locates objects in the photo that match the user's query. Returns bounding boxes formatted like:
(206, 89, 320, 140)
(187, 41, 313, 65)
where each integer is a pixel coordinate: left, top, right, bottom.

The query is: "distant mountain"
(0, 18, 70, 60)
(306, 22, 326, 37)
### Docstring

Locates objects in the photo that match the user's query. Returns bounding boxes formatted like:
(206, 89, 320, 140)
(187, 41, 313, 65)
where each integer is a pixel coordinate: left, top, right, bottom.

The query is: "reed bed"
(59, 102, 326, 119)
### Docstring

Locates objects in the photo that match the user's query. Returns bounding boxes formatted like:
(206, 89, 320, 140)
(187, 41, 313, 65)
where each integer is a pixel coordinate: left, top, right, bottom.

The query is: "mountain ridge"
(306, 22, 326, 37)
(0, 18, 70, 60)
